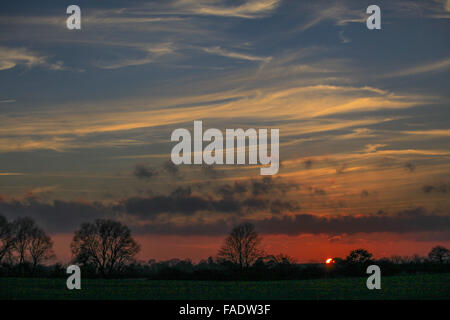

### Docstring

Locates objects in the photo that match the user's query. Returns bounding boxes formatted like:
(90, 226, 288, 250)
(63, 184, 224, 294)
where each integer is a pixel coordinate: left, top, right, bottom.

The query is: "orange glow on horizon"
(49, 233, 450, 264)
(325, 258, 334, 264)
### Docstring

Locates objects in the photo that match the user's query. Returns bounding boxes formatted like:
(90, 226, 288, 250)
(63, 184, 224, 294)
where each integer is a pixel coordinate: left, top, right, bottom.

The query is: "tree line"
(1, 215, 449, 279)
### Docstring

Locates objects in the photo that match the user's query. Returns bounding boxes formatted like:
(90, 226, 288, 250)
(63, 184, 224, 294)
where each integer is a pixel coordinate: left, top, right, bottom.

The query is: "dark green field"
(0, 273, 448, 300)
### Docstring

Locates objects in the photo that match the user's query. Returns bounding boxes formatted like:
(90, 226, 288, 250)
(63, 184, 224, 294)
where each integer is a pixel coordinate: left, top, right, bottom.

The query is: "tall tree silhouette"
(218, 223, 264, 270)
(71, 219, 140, 277)
(12, 217, 36, 266)
(0, 215, 14, 264)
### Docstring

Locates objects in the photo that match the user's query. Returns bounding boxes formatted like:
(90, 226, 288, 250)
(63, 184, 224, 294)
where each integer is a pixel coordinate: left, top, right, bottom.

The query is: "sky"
(0, 0, 449, 263)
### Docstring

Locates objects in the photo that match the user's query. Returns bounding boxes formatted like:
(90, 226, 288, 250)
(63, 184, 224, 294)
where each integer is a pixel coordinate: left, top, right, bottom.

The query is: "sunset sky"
(0, 0, 449, 263)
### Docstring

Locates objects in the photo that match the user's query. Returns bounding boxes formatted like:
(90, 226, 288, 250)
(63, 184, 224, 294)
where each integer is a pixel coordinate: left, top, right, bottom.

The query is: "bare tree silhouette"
(266, 254, 296, 266)
(29, 228, 55, 271)
(217, 223, 264, 270)
(12, 217, 36, 266)
(0, 215, 14, 264)
(71, 219, 140, 277)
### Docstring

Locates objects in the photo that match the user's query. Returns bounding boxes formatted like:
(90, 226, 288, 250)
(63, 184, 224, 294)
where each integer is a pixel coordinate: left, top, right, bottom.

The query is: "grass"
(0, 273, 448, 300)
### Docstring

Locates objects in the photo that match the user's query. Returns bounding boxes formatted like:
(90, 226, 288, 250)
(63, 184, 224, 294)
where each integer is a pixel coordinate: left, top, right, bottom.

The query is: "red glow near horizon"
(49, 233, 450, 264)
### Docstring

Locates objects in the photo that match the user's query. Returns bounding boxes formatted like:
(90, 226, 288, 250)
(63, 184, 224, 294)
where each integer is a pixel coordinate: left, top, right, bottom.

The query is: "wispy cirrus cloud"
(384, 57, 450, 78)
(0, 83, 428, 148)
(0, 46, 67, 71)
(174, 0, 281, 19)
(202, 46, 271, 62)
(297, 1, 365, 32)
(0, 99, 15, 104)
(392, 0, 450, 19)
(0, 172, 26, 176)
(403, 129, 450, 137)
(95, 43, 176, 69)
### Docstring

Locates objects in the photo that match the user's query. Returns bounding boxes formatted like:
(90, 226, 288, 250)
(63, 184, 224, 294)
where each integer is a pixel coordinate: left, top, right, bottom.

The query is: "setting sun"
(325, 258, 334, 264)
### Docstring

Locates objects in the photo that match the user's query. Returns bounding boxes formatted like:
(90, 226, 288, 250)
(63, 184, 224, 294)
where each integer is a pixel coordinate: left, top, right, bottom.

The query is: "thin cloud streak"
(202, 46, 271, 62)
(173, 0, 281, 19)
(384, 58, 450, 78)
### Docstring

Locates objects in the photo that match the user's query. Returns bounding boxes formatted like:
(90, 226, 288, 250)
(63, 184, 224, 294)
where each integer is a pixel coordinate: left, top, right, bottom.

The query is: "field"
(0, 273, 448, 300)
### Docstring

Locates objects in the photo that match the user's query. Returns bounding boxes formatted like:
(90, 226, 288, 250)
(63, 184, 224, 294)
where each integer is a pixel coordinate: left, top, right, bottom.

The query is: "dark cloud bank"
(0, 196, 448, 238)
(0, 165, 448, 237)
